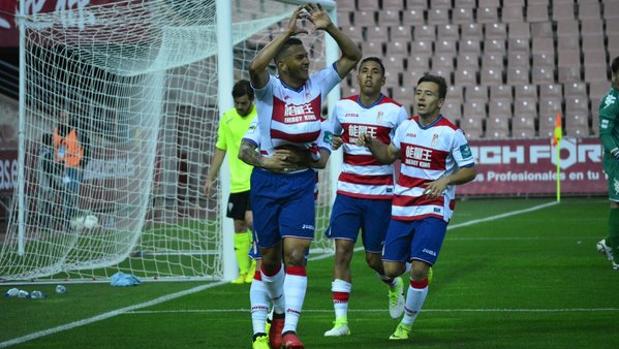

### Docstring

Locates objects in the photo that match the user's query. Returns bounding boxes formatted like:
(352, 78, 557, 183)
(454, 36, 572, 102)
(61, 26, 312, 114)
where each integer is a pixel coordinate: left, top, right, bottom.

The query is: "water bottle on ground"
(55, 285, 67, 294)
(30, 290, 46, 299)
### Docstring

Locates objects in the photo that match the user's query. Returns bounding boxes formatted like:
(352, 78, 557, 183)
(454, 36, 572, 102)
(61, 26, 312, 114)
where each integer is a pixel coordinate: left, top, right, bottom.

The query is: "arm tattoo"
(238, 140, 263, 167)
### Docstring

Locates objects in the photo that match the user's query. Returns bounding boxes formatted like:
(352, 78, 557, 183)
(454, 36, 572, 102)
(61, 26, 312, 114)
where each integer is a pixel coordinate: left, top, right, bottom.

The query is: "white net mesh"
(0, 0, 335, 282)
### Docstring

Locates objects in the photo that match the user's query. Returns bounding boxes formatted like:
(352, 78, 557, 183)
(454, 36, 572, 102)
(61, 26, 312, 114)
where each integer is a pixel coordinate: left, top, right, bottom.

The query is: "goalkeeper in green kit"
(597, 56, 619, 270)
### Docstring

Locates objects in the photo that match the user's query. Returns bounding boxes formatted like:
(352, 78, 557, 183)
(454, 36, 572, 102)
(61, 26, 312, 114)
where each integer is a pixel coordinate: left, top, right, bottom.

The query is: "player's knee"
(383, 263, 402, 278)
(284, 248, 306, 266)
(411, 267, 428, 281)
(365, 253, 382, 271)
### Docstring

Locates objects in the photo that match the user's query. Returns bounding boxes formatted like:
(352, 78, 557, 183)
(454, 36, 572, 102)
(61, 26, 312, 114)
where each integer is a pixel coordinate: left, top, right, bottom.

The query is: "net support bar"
(17, 0, 26, 256)
(216, 0, 236, 282)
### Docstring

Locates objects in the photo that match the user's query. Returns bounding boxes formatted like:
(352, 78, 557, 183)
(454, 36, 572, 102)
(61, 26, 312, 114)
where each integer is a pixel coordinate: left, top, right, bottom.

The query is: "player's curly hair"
(232, 80, 254, 100)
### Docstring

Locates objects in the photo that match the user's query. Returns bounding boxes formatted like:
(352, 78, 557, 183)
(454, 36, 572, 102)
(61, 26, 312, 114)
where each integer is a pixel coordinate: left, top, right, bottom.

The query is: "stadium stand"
(337, 0, 612, 139)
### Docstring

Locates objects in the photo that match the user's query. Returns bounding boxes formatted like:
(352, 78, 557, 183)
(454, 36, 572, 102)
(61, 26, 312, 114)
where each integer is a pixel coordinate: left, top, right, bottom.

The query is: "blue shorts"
(382, 217, 448, 265)
(249, 230, 261, 260)
(326, 194, 391, 253)
(250, 168, 316, 249)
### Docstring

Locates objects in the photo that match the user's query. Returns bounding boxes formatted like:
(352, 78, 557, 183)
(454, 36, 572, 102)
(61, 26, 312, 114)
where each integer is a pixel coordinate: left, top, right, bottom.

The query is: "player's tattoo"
(239, 139, 263, 167)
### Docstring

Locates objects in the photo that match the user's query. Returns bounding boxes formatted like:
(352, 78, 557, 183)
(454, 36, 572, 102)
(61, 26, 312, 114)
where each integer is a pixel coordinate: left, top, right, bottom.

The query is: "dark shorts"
(326, 194, 392, 253)
(227, 190, 251, 220)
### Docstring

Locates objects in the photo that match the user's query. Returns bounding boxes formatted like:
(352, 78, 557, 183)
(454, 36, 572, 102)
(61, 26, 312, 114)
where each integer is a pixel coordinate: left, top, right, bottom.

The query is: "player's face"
(234, 95, 253, 116)
(415, 82, 444, 117)
(357, 60, 385, 96)
(280, 44, 310, 81)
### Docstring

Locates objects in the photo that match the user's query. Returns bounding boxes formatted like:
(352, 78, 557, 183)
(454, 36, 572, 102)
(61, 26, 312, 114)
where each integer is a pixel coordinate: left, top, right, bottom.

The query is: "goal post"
(1, 0, 340, 282)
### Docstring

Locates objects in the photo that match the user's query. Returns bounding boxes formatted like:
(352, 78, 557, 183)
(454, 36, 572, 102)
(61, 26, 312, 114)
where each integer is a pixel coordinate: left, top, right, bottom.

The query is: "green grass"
(2, 197, 618, 349)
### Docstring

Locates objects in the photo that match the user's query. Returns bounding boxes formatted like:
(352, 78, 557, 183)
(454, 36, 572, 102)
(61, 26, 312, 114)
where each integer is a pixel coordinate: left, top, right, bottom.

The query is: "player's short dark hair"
(417, 74, 447, 99)
(274, 37, 305, 63)
(612, 56, 619, 76)
(359, 57, 385, 76)
(232, 80, 254, 100)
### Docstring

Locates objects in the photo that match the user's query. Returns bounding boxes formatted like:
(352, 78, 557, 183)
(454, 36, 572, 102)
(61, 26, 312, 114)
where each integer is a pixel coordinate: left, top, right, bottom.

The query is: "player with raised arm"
(357, 74, 477, 340)
(597, 55, 619, 271)
(322, 57, 409, 337)
(240, 4, 361, 349)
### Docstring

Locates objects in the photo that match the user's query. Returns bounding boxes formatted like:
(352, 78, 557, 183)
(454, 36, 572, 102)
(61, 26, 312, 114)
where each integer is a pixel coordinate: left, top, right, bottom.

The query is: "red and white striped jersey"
(326, 95, 408, 199)
(250, 65, 341, 155)
(391, 115, 475, 222)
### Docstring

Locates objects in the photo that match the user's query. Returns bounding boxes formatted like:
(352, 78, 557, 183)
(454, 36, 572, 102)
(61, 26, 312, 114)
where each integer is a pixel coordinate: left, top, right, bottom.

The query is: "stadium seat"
(558, 66, 582, 83)
(480, 66, 503, 85)
(354, 11, 375, 27)
(565, 113, 590, 137)
(358, 0, 377, 11)
(552, 2, 575, 21)
(514, 84, 538, 99)
(414, 25, 436, 41)
(435, 39, 457, 53)
(531, 66, 555, 84)
(532, 52, 554, 68)
(428, 8, 450, 25)
(455, 0, 476, 8)
(539, 84, 563, 98)
(465, 85, 489, 101)
(507, 51, 529, 68)
(379, 10, 401, 26)
(508, 38, 530, 52)
(458, 53, 480, 69)
(481, 52, 505, 70)
(407, 0, 427, 7)
(508, 22, 530, 39)
(564, 82, 587, 97)
(464, 100, 486, 116)
(488, 99, 512, 116)
(558, 51, 580, 68)
(382, 0, 404, 10)
(341, 26, 363, 42)
(366, 26, 387, 42)
(437, 24, 459, 40)
(512, 117, 537, 139)
(461, 23, 483, 40)
(531, 21, 554, 38)
(479, 0, 500, 7)
(507, 67, 530, 84)
(590, 80, 610, 99)
(443, 101, 463, 121)
(606, 20, 619, 35)
(580, 19, 604, 37)
(455, 68, 478, 86)
(386, 41, 408, 55)
(539, 97, 562, 118)
(532, 38, 554, 54)
(406, 70, 427, 86)
(384, 70, 400, 87)
(447, 85, 464, 101)
(410, 55, 430, 71)
(485, 116, 510, 139)
(433, 53, 455, 70)
(452, 8, 474, 24)
(603, 4, 619, 20)
(336, 1, 355, 11)
(485, 23, 507, 39)
(434, 68, 453, 84)
(556, 20, 579, 38)
(566, 96, 589, 113)
(585, 65, 609, 82)
(410, 40, 433, 54)
(527, 4, 549, 22)
(460, 116, 484, 139)
(362, 41, 383, 56)
(514, 98, 537, 115)
(403, 8, 425, 26)
(392, 86, 412, 105)
(477, 7, 499, 23)
(582, 37, 605, 55)
(502, 6, 524, 23)
(528, 0, 549, 4)
(337, 11, 351, 27)
(578, 2, 601, 20)
(390, 26, 412, 41)
(431, 0, 452, 8)
(490, 85, 513, 100)
(460, 39, 482, 54)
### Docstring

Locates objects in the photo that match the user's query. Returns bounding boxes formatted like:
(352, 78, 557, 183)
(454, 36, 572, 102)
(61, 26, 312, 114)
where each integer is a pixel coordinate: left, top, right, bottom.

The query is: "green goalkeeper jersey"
(600, 86, 619, 177)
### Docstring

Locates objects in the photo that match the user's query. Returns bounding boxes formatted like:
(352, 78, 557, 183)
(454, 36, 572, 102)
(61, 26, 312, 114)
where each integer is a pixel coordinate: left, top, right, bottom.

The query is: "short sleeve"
(316, 121, 333, 153)
(215, 115, 227, 150)
(396, 106, 409, 127)
(451, 129, 475, 167)
(252, 74, 274, 101)
(242, 118, 261, 147)
(392, 120, 408, 150)
(311, 63, 342, 98)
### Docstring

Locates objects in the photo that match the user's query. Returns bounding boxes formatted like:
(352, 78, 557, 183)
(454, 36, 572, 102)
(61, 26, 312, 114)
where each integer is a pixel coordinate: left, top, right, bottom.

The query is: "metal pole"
(17, 0, 27, 256)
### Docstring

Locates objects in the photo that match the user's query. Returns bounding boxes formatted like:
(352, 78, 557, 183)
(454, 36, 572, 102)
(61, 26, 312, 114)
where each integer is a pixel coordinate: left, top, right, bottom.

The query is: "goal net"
(0, 0, 337, 282)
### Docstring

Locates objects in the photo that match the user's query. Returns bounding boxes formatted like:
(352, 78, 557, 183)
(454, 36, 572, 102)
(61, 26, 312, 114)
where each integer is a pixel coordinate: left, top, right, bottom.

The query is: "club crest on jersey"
(377, 111, 384, 121)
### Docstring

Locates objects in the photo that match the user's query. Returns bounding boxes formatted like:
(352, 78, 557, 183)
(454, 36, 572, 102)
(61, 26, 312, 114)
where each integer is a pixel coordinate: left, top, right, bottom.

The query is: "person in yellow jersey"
(205, 80, 257, 284)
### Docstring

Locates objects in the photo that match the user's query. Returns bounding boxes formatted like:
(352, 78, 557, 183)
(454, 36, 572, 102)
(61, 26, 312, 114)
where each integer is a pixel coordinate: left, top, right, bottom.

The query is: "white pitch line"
(126, 307, 619, 314)
(310, 201, 559, 261)
(0, 201, 558, 347)
(0, 281, 228, 348)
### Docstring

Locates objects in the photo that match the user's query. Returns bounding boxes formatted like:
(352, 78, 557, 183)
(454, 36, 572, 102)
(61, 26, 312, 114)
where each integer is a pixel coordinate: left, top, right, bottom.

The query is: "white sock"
(261, 264, 285, 314)
(402, 279, 429, 326)
(331, 279, 352, 321)
(250, 271, 270, 335)
(282, 266, 307, 333)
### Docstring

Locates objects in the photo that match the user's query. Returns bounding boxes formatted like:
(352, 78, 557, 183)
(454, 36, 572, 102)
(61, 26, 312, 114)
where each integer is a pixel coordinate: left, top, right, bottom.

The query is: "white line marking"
(126, 307, 619, 314)
(0, 281, 227, 348)
(1, 201, 558, 347)
(311, 201, 559, 260)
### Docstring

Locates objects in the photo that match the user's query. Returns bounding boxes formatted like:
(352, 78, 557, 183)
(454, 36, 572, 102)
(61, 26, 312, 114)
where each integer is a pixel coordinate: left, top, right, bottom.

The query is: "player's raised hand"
(204, 178, 216, 198)
(303, 3, 332, 31)
(331, 135, 343, 150)
(286, 6, 309, 35)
